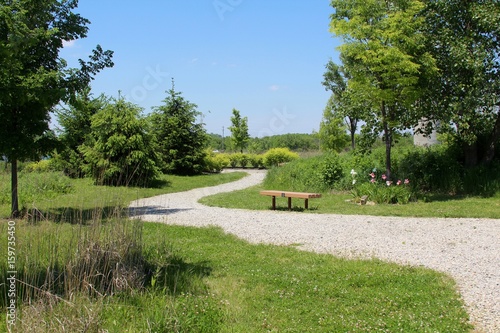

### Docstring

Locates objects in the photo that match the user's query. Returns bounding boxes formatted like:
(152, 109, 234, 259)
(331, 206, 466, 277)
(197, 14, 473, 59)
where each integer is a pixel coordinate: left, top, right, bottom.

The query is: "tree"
(151, 80, 207, 175)
(420, 0, 500, 166)
(0, 0, 113, 217)
(319, 95, 349, 152)
(330, 0, 435, 179)
(80, 95, 161, 186)
(228, 108, 250, 153)
(55, 88, 109, 178)
(322, 59, 363, 150)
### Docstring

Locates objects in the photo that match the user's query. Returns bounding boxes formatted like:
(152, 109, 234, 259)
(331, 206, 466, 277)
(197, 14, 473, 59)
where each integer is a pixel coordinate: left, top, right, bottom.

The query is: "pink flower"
(404, 179, 410, 185)
(370, 178, 376, 183)
(397, 180, 402, 186)
(386, 181, 393, 186)
(369, 172, 375, 178)
(382, 174, 387, 180)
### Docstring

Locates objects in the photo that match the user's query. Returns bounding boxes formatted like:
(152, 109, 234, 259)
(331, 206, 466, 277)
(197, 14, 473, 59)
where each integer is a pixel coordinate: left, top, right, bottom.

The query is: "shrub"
(398, 145, 462, 194)
(203, 151, 229, 173)
(23, 159, 55, 173)
(248, 154, 264, 168)
(263, 148, 299, 168)
(238, 153, 249, 168)
(228, 153, 239, 168)
(319, 153, 344, 189)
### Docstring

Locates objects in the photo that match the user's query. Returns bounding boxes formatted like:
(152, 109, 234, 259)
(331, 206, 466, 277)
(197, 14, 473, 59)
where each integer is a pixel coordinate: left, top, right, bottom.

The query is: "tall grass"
(0, 212, 224, 332)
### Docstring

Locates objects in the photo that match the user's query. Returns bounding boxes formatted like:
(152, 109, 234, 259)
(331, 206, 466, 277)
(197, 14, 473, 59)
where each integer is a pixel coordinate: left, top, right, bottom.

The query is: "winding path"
(130, 170, 500, 332)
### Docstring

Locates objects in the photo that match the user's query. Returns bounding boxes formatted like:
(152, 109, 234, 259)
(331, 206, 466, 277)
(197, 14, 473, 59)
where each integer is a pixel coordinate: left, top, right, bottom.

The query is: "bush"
(398, 145, 462, 194)
(263, 148, 299, 168)
(248, 154, 264, 168)
(319, 153, 344, 188)
(228, 153, 239, 168)
(23, 159, 55, 173)
(203, 151, 229, 173)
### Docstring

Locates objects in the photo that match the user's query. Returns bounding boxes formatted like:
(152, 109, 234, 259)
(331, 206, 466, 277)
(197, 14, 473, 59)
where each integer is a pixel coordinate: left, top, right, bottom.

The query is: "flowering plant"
(351, 168, 416, 204)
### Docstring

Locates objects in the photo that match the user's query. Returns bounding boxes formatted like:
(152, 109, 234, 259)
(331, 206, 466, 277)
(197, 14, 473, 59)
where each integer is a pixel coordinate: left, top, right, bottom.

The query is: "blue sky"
(61, 0, 341, 137)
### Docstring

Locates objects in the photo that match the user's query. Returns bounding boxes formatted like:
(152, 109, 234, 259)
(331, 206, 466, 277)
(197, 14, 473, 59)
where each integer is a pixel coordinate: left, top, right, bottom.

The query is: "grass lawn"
(200, 184, 500, 219)
(0, 170, 478, 331)
(0, 221, 472, 332)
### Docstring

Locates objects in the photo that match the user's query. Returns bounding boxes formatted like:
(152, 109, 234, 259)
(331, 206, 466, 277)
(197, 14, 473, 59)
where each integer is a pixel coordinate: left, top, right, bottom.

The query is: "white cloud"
(269, 85, 280, 91)
(62, 40, 76, 48)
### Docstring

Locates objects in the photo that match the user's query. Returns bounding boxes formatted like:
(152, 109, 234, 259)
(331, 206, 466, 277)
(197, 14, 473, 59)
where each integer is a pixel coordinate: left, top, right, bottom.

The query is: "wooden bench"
(260, 190, 322, 211)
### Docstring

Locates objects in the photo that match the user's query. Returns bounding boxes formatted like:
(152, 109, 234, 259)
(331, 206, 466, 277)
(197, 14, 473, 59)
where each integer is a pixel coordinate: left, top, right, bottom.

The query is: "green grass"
(199, 184, 500, 219)
(0, 169, 479, 331)
(0, 171, 247, 218)
(0, 221, 472, 332)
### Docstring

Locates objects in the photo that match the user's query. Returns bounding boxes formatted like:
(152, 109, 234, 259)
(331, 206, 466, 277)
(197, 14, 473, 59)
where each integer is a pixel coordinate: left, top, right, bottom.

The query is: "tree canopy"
(419, 0, 500, 166)
(0, 0, 113, 217)
(329, 0, 436, 178)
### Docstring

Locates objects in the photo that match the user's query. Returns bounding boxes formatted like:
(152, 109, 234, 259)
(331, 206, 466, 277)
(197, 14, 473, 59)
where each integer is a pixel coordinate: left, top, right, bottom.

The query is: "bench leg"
(305, 198, 309, 209)
(288, 197, 292, 210)
(272, 196, 276, 210)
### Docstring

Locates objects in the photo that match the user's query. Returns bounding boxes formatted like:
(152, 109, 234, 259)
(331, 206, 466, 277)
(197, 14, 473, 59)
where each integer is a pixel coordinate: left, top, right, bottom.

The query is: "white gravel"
(130, 169, 500, 332)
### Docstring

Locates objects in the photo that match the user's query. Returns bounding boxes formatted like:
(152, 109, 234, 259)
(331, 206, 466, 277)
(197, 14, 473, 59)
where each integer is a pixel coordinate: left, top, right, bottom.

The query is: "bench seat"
(260, 190, 322, 210)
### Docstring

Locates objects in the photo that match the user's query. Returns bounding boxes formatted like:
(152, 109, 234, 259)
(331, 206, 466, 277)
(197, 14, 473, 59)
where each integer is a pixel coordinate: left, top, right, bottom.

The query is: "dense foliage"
(55, 88, 109, 178)
(326, 0, 500, 177)
(79, 96, 161, 186)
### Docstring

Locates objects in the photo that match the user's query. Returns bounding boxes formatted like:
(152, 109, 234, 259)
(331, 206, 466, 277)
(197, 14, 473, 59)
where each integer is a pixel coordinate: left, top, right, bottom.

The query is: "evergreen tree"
(80, 96, 161, 186)
(55, 88, 109, 178)
(151, 81, 207, 175)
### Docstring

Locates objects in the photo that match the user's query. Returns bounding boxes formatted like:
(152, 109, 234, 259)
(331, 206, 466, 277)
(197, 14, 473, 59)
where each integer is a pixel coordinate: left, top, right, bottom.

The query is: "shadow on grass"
(40, 206, 128, 224)
(269, 206, 319, 212)
(129, 206, 193, 217)
(143, 256, 213, 295)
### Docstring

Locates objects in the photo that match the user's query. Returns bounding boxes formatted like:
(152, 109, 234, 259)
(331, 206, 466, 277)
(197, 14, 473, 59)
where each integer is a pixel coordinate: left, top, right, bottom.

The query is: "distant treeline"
(207, 133, 320, 153)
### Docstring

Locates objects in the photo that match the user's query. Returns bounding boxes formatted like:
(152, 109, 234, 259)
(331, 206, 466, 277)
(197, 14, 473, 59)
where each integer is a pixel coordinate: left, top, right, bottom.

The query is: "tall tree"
(0, 0, 113, 217)
(330, 0, 435, 179)
(420, 0, 500, 166)
(151, 80, 207, 175)
(228, 108, 250, 153)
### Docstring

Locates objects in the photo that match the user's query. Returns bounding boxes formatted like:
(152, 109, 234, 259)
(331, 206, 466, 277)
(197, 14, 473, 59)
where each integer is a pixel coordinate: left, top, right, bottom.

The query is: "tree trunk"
(482, 110, 500, 164)
(463, 142, 478, 167)
(349, 117, 356, 150)
(381, 102, 392, 179)
(384, 129, 392, 180)
(11, 159, 19, 218)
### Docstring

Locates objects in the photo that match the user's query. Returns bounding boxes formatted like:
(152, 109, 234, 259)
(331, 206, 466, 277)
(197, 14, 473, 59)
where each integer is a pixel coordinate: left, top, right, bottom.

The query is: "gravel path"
(130, 170, 500, 332)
